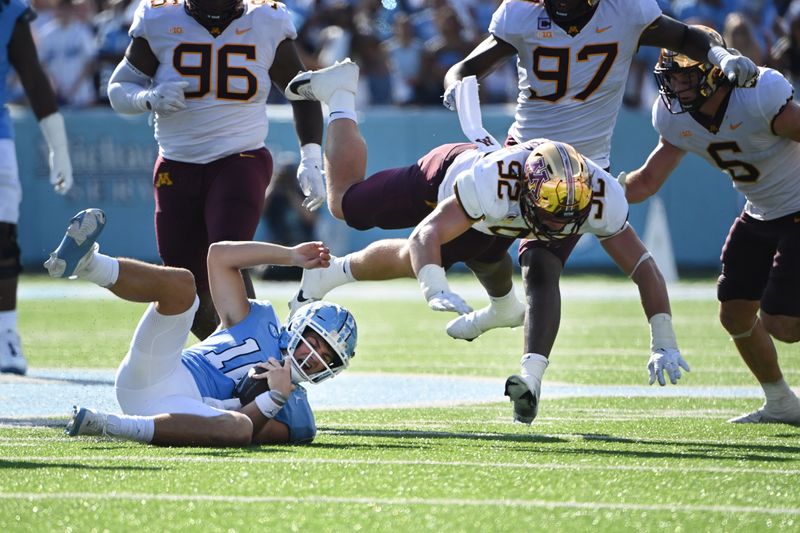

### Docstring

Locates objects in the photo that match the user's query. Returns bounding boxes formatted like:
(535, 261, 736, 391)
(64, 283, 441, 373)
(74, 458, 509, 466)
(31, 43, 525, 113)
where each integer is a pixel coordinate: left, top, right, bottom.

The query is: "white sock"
(488, 287, 525, 316)
(328, 89, 356, 118)
(520, 353, 549, 392)
(78, 252, 119, 288)
(331, 255, 356, 284)
(0, 310, 17, 332)
(106, 413, 155, 443)
(763, 379, 797, 406)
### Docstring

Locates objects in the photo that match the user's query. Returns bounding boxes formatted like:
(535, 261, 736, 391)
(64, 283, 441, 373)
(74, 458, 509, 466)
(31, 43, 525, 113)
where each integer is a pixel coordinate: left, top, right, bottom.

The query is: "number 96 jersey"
(129, 0, 297, 163)
(440, 139, 628, 241)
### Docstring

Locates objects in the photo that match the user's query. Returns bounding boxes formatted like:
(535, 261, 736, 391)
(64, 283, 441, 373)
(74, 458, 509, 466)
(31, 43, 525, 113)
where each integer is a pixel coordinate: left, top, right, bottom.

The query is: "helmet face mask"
(544, 0, 600, 23)
(282, 302, 357, 384)
(520, 141, 593, 241)
(654, 26, 725, 114)
(185, 0, 244, 30)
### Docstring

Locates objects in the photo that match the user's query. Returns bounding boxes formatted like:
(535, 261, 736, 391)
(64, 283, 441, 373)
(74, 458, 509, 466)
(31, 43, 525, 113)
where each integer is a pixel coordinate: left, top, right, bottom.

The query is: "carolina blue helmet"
(282, 302, 357, 384)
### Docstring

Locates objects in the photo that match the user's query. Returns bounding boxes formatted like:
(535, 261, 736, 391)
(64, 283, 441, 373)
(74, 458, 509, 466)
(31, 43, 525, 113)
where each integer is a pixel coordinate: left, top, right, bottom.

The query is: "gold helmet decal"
(521, 141, 592, 240)
(654, 25, 726, 113)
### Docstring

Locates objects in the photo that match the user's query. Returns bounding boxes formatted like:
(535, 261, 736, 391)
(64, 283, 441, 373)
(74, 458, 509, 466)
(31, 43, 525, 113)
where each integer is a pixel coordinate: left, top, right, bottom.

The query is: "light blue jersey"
(181, 300, 316, 443)
(0, 0, 34, 139)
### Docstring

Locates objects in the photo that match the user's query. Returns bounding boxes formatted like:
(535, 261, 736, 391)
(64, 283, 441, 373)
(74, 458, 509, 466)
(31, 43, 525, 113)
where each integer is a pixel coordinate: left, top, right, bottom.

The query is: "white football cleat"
(728, 398, 800, 425)
(288, 265, 340, 317)
(65, 406, 109, 437)
(0, 329, 27, 375)
(284, 58, 359, 103)
(44, 208, 106, 279)
(504, 375, 540, 425)
(446, 299, 525, 341)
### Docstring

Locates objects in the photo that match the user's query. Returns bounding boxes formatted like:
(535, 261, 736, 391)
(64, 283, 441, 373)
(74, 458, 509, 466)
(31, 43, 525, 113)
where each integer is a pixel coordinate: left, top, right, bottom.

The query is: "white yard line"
(0, 491, 796, 515)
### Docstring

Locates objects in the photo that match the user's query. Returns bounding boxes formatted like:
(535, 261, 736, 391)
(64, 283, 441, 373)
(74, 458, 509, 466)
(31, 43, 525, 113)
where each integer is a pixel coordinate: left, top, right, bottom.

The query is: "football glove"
(427, 289, 473, 315)
(138, 80, 190, 115)
(647, 348, 690, 386)
(709, 46, 758, 87)
(297, 143, 326, 212)
(39, 113, 73, 195)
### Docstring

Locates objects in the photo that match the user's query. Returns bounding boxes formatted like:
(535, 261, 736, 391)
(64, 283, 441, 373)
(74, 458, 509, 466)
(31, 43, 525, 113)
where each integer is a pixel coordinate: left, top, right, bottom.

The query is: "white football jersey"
(653, 67, 800, 221)
(490, 0, 661, 168)
(130, 0, 297, 163)
(438, 140, 628, 241)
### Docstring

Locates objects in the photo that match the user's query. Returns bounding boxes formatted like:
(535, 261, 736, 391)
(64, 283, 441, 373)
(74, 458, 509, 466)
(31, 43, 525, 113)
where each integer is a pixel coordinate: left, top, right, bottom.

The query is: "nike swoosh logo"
(295, 290, 309, 303)
(730, 121, 743, 130)
(288, 78, 311, 94)
(596, 25, 612, 33)
(235, 27, 252, 35)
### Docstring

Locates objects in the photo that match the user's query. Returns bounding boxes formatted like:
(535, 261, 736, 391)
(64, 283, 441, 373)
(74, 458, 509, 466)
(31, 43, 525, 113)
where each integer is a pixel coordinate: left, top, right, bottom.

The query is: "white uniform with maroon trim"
(129, 0, 296, 163)
(653, 67, 800, 221)
(490, 0, 661, 168)
(437, 139, 628, 240)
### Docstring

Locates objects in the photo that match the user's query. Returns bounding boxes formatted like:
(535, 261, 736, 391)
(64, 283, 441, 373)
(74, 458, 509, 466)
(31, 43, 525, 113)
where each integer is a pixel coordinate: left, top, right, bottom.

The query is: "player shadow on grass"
(0, 459, 160, 472)
(579, 433, 800, 462)
(316, 427, 569, 445)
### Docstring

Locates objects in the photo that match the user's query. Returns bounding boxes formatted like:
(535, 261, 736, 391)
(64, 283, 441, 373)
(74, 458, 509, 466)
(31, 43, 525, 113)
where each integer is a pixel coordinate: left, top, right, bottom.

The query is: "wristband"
(300, 143, 322, 162)
(254, 390, 287, 419)
(649, 313, 678, 351)
(707, 46, 730, 67)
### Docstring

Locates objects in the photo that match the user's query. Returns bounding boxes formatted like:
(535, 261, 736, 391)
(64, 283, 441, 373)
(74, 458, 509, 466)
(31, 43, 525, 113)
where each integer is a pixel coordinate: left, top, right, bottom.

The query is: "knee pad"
(0, 223, 21, 279)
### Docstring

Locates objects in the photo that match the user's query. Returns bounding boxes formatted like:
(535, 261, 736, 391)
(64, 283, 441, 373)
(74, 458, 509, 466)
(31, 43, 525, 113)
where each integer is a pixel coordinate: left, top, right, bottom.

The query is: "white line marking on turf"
(7, 455, 800, 477)
(0, 491, 796, 515)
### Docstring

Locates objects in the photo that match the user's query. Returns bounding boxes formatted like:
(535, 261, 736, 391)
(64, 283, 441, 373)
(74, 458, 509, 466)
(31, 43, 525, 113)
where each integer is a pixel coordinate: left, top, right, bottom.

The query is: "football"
(233, 365, 271, 405)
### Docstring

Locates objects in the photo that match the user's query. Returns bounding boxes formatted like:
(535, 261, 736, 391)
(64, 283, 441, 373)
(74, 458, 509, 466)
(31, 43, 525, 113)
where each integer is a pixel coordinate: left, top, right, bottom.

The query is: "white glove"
(297, 143, 325, 211)
(427, 290, 473, 314)
(647, 348, 690, 386)
(442, 81, 458, 111)
(709, 46, 758, 87)
(39, 113, 73, 195)
(135, 80, 189, 115)
(616, 171, 627, 191)
(417, 263, 473, 315)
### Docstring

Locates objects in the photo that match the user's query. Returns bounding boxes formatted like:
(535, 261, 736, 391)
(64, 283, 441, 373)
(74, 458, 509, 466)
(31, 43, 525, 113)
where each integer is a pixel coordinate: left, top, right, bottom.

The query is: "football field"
(2, 274, 799, 532)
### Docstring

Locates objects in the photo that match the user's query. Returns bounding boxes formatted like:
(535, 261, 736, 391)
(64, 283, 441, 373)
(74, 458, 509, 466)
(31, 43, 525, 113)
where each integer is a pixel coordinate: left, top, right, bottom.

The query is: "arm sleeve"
(107, 58, 150, 114)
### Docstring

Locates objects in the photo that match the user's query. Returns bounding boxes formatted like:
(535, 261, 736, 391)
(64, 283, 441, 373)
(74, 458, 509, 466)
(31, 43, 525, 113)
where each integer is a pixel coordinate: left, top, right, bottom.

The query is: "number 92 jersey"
(441, 139, 628, 241)
(129, 0, 297, 163)
(490, 0, 661, 168)
(653, 67, 800, 221)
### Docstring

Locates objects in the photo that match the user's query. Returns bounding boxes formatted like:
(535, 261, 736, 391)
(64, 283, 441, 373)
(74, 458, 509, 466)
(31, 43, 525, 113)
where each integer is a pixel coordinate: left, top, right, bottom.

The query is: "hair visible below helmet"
(654, 25, 726, 114)
(184, 0, 244, 30)
(520, 141, 592, 240)
(544, 0, 600, 23)
(283, 301, 357, 384)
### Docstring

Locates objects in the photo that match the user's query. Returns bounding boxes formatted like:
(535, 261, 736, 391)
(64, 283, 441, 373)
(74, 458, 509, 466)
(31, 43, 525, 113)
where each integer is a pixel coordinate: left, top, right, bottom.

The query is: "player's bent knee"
(171, 268, 197, 308)
(718, 302, 758, 335)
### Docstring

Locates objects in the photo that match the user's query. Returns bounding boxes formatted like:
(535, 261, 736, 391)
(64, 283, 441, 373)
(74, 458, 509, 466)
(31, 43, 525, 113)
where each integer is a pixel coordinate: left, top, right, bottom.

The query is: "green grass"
(3, 274, 800, 532)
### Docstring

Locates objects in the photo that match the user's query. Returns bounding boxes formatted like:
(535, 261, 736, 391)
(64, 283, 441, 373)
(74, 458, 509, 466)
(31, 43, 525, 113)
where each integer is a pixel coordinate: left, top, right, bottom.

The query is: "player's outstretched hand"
(719, 52, 758, 87)
(442, 80, 459, 111)
(291, 241, 330, 269)
(427, 289, 473, 315)
(647, 348, 690, 386)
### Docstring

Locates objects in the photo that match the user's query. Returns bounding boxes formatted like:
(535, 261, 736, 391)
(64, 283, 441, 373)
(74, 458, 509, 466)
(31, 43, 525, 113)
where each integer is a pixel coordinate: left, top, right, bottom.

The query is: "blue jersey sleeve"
(274, 385, 316, 444)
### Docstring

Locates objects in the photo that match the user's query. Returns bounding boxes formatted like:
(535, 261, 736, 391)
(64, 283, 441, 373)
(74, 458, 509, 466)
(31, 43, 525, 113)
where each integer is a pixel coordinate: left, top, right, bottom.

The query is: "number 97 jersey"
(129, 0, 297, 164)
